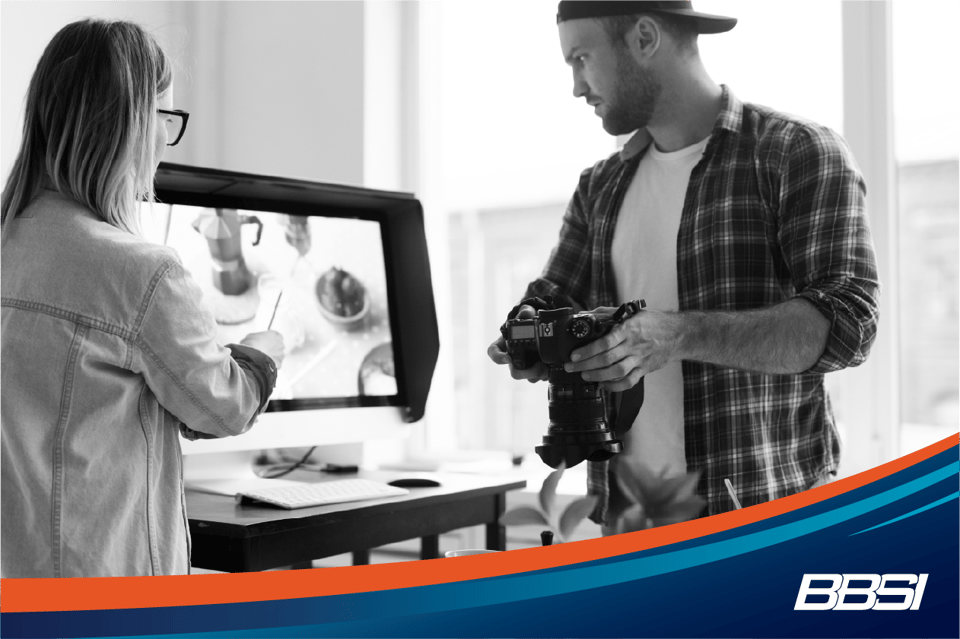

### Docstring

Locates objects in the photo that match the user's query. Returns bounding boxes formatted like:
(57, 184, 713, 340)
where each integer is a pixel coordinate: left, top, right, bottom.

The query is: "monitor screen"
(149, 163, 439, 454)
(153, 206, 398, 405)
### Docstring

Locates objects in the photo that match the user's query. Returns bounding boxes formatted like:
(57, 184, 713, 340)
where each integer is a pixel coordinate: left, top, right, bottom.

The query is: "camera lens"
(535, 367, 623, 469)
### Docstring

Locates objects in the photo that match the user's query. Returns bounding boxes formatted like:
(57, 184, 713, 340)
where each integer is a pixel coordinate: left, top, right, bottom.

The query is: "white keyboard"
(237, 479, 409, 509)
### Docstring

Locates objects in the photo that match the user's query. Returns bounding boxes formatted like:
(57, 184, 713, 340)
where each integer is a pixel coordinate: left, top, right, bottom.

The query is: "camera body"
(501, 299, 644, 469)
(502, 306, 619, 371)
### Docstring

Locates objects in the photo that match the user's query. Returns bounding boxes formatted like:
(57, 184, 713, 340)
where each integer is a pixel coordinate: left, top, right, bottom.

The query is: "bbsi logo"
(795, 574, 928, 611)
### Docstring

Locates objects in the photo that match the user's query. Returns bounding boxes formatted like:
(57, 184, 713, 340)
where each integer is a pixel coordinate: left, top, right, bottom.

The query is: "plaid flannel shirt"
(525, 87, 880, 522)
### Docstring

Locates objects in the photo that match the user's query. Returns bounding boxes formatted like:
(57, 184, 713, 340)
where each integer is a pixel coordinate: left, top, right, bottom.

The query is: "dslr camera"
(501, 297, 645, 469)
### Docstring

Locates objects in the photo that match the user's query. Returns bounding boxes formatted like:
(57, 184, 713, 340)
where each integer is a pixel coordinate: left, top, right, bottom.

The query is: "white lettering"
(834, 574, 881, 610)
(795, 573, 930, 611)
(873, 574, 917, 611)
(795, 574, 842, 610)
(910, 574, 929, 610)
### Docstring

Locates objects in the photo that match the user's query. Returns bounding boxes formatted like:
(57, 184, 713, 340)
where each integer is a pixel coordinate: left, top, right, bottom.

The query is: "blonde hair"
(1, 19, 172, 236)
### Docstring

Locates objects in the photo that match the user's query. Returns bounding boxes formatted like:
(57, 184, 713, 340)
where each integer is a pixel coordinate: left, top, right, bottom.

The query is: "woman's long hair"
(1, 19, 172, 236)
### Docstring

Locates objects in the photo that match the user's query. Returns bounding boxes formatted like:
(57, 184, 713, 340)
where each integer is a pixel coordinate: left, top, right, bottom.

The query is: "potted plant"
(499, 462, 598, 544)
(500, 462, 705, 542)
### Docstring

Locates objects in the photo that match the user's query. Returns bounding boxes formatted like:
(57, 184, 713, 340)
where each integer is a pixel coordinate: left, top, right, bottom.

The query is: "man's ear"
(625, 15, 661, 63)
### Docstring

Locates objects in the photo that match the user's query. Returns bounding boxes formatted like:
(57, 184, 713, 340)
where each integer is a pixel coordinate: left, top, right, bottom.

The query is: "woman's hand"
(240, 330, 286, 369)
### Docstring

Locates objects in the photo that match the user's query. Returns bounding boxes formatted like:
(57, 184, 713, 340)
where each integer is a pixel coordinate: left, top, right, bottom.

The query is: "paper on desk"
(186, 476, 302, 497)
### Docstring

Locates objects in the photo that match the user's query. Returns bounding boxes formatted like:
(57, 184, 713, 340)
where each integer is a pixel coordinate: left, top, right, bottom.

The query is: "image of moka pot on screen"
(191, 208, 264, 324)
(501, 297, 645, 469)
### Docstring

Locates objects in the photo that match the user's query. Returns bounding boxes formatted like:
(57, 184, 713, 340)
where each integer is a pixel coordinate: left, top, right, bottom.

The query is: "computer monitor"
(148, 163, 439, 455)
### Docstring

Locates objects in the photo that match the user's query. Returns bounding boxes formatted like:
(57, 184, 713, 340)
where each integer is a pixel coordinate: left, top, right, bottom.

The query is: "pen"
(724, 478, 743, 510)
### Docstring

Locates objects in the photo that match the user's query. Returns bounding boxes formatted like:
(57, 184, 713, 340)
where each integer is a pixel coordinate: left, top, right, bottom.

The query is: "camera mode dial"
(569, 318, 591, 339)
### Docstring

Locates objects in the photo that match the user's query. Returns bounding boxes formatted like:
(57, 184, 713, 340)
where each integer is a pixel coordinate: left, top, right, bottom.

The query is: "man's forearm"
(674, 298, 830, 374)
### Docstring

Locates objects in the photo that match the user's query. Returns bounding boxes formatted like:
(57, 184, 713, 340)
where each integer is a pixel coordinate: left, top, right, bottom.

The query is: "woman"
(1, 19, 284, 577)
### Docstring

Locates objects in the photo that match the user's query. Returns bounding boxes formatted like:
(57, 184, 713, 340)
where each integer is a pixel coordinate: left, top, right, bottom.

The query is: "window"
(892, 0, 960, 454)
(697, 0, 843, 134)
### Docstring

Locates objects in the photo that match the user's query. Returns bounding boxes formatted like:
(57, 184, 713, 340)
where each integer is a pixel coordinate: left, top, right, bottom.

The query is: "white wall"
(1, 2, 174, 181)
(1, 1, 367, 188)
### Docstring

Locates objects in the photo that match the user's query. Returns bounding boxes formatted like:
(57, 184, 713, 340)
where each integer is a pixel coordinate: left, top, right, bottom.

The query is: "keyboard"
(237, 479, 409, 509)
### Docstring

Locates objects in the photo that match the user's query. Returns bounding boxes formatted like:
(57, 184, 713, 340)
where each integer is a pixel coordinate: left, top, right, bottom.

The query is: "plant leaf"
(500, 505, 549, 527)
(615, 466, 646, 508)
(539, 461, 565, 517)
(610, 468, 705, 531)
(650, 497, 705, 528)
(646, 475, 705, 522)
(674, 469, 701, 497)
(609, 503, 649, 536)
(558, 495, 598, 542)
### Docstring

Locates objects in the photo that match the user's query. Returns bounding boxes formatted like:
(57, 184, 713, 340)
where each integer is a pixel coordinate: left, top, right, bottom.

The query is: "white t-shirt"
(610, 135, 709, 482)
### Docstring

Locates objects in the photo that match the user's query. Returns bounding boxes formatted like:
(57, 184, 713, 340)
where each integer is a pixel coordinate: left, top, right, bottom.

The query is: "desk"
(186, 471, 526, 572)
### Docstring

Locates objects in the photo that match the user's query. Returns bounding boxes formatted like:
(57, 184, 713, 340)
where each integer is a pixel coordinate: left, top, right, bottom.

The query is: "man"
(487, 1, 880, 528)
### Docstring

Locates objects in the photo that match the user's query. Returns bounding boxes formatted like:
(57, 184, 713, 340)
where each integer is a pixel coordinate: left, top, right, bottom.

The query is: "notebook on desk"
(187, 477, 409, 509)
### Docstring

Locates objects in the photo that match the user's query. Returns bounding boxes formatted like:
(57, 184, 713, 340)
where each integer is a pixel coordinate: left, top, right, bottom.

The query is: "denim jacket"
(1, 190, 276, 577)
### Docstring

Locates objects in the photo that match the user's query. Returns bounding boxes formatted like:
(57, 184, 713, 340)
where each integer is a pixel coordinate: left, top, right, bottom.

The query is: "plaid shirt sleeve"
(775, 124, 880, 374)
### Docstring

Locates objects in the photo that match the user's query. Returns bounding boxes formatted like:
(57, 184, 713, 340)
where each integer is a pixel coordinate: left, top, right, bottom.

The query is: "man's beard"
(600, 51, 661, 135)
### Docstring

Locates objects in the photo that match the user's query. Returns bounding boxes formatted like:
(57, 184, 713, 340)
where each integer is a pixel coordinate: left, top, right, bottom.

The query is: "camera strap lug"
(612, 299, 645, 323)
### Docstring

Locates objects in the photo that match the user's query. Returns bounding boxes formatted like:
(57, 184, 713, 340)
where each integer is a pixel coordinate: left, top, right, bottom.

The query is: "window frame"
(834, 0, 900, 477)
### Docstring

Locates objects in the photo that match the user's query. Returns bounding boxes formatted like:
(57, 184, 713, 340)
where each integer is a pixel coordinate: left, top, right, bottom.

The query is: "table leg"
(485, 521, 506, 551)
(420, 534, 440, 560)
(352, 549, 370, 565)
(486, 493, 507, 550)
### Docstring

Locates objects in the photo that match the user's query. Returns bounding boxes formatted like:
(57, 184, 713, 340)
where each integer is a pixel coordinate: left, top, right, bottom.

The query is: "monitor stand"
(183, 450, 258, 485)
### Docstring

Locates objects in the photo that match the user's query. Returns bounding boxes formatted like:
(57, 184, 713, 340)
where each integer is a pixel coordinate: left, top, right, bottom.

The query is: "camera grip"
(509, 349, 541, 371)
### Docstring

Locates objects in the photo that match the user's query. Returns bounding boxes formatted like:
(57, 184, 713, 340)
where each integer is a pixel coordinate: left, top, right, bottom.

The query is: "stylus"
(267, 291, 283, 330)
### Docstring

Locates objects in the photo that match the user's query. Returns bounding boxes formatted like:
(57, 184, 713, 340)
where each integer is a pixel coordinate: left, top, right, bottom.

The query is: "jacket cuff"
(179, 423, 220, 440)
(227, 343, 278, 414)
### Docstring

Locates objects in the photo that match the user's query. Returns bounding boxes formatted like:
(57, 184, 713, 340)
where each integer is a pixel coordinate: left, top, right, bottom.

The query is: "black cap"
(557, 1, 737, 34)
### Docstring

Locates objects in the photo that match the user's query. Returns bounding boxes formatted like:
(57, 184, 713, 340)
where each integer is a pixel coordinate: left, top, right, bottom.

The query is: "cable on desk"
(257, 446, 317, 479)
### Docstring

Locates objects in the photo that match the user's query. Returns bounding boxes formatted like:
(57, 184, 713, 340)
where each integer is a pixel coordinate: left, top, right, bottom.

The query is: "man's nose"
(571, 70, 589, 99)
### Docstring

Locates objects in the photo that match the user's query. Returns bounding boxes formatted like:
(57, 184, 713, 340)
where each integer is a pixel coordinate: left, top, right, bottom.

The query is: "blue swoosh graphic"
(849, 491, 959, 536)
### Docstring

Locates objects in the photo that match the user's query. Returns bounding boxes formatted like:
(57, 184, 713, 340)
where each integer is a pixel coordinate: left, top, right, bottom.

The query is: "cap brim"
(652, 8, 737, 34)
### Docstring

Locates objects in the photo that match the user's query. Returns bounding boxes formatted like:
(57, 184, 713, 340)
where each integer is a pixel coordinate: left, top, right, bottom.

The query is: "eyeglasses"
(158, 109, 189, 146)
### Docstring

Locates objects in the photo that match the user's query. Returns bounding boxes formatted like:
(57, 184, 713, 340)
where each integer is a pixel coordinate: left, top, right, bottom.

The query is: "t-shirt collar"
(619, 84, 741, 161)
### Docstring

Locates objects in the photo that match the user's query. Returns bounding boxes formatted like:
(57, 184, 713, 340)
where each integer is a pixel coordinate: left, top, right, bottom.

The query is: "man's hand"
(564, 298, 831, 383)
(241, 330, 286, 369)
(487, 335, 549, 383)
(563, 308, 680, 392)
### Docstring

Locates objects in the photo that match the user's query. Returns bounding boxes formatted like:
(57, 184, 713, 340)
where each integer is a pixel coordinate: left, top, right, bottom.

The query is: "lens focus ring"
(548, 400, 605, 424)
